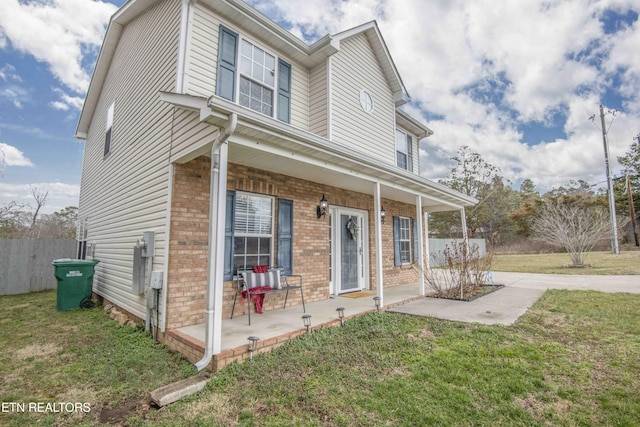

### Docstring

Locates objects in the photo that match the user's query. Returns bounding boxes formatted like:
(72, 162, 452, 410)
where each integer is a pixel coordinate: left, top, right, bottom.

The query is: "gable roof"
(76, 0, 410, 138)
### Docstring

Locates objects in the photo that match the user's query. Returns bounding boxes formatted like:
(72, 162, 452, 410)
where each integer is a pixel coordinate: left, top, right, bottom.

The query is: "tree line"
(429, 141, 640, 252)
(0, 186, 77, 239)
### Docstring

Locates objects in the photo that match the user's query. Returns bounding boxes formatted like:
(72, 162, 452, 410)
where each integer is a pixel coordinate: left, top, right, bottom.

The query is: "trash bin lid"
(51, 258, 100, 266)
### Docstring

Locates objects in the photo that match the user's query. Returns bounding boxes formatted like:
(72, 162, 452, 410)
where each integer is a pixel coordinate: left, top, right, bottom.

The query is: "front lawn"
(1, 289, 639, 426)
(0, 290, 196, 426)
(492, 250, 640, 275)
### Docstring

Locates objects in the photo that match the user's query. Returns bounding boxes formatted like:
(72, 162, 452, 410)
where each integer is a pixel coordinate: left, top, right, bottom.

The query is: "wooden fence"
(0, 239, 76, 295)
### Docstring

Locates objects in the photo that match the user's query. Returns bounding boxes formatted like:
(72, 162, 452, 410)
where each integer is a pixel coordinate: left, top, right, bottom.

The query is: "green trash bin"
(52, 259, 100, 312)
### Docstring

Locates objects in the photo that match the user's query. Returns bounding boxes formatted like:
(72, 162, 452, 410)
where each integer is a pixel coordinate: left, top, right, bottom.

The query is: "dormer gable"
(330, 21, 408, 107)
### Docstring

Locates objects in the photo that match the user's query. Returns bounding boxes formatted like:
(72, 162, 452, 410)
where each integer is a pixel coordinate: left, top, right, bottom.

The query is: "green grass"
(492, 249, 640, 275)
(2, 281, 640, 425)
(138, 290, 640, 426)
(0, 290, 196, 426)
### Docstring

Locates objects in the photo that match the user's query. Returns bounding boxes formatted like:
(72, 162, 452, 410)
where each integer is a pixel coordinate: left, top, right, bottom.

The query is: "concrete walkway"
(389, 272, 640, 326)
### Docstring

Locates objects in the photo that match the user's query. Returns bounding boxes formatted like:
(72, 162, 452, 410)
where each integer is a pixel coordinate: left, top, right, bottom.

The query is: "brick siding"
(165, 156, 422, 330)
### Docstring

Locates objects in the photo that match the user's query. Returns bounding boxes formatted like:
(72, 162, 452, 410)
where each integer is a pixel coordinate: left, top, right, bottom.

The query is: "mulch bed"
(427, 284, 505, 302)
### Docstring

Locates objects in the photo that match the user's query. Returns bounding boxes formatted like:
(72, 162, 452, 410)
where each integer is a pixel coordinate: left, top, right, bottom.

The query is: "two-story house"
(76, 0, 476, 370)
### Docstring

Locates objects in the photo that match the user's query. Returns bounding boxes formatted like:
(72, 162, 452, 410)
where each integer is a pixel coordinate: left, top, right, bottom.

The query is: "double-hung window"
(396, 129, 413, 172)
(216, 25, 292, 123)
(239, 40, 275, 116)
(233, 192, 274, 272)
(398, 217, 411, 264)
(393, 216, 418, 266)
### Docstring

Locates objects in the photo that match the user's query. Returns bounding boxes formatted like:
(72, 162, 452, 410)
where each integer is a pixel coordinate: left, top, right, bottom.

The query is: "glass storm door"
(333, 209, 367, 294)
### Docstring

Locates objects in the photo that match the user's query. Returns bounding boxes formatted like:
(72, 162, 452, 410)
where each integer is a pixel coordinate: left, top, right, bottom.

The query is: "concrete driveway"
(388, 272, 640, 326)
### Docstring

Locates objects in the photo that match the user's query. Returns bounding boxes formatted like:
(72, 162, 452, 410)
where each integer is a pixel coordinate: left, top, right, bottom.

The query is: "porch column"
(373, 182, 384, 307)
(415, 196, 425, 296)
(424, 211, 430, 271)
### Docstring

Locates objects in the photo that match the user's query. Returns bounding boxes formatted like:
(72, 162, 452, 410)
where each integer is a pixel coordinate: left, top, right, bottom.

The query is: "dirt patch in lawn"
(15, 342, 60, 361)
(99, 398, 154, 425)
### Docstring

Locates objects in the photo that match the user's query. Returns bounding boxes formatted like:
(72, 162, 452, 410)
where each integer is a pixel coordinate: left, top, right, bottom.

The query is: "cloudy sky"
(0, 0, 639, 214)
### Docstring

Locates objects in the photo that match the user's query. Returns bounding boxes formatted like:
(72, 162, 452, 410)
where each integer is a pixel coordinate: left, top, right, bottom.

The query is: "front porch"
(168, 283, 422, 371)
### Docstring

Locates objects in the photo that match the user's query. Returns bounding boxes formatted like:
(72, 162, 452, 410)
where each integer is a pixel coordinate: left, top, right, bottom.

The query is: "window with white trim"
(233, 192, 274, 271)
(239, 39, 275, 116)
(398, 216, 411, 264)
(396, 129, 413, 171)
(360, 90, 374, 113)
(216, 25, 292, 123)
(105, 102, 114, 156)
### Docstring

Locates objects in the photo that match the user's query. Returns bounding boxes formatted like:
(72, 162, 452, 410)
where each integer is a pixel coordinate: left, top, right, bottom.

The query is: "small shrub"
(424, 241, 494, 300)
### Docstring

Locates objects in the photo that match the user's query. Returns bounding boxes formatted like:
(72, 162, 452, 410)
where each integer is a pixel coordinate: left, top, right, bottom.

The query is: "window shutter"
(277, 199, 293, 275)
(216, 25, 238, 101)
(277, 59, 291, 123)
(412, 218, 419, 263)
(407, 134, 413, 172)
(393, 216, 401, 266)
(223, 190, 236, 280)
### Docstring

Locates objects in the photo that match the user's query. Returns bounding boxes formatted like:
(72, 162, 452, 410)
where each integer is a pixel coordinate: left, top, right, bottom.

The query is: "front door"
(331, 208, 368, 294)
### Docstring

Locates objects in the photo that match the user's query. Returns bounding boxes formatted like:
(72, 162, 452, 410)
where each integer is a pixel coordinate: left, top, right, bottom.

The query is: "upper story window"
(395, 129, 413, 172)
(216, 25, 291, 123)
(239, 40, 275, 116)
(360, 90, 374, 113)
(104, 102, 114, 156)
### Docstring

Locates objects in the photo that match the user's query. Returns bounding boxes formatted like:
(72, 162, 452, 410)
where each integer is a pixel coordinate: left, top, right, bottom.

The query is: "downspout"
(195, 112, 237, 371)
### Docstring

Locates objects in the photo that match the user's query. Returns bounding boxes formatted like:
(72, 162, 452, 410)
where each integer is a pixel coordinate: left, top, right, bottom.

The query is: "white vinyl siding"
(187, 3, 309, 130)
(78, 0, 180, 321)
(330, 33, 395, 164)
(309, 62, 328, 137)
(169, 109, 220, 163)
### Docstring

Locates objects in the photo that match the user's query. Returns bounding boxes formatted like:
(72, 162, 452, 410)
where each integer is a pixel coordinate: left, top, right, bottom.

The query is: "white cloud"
(254, 0, 640, 193)
(0, 142, 33, 167)
(0, 64, 28, 108)
(0, 182, 80, 214)
(0, 0, 117, 94)
(50, 87, 84, 111)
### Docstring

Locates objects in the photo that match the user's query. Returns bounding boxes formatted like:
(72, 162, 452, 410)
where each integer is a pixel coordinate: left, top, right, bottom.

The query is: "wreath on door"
(346, 217, 359, 241)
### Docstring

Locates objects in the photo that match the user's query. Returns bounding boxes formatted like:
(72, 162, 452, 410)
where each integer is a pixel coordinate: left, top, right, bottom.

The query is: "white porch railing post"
(415, 196, 425, 296)
(424, 211, 430, 271)
(373, 182, 384, 307)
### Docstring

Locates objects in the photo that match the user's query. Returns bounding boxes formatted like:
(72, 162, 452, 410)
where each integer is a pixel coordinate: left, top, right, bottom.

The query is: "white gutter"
(195, 111, 237, 371)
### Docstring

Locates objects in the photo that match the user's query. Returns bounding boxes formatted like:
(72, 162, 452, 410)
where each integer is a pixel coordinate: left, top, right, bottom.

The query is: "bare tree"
(531, 200, 611, 266)
(29, 185, 49, 238)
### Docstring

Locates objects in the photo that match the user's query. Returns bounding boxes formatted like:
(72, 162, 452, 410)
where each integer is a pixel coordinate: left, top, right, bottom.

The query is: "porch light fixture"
(380, 206, 386, 224)
(247, 336, 260, 362)
(373, 296, 381, 312)
(302, 314, 312, 333)
(317, 194, 328, 219)
(336, 307, 345, 327)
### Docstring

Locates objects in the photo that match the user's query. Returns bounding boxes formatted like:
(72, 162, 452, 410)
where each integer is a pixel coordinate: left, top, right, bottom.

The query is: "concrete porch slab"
(388, 286, 546, 325)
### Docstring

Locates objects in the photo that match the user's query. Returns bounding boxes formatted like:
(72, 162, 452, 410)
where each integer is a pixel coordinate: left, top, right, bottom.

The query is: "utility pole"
(598, 104, 619, 254)
(626, 171, 639, 246)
